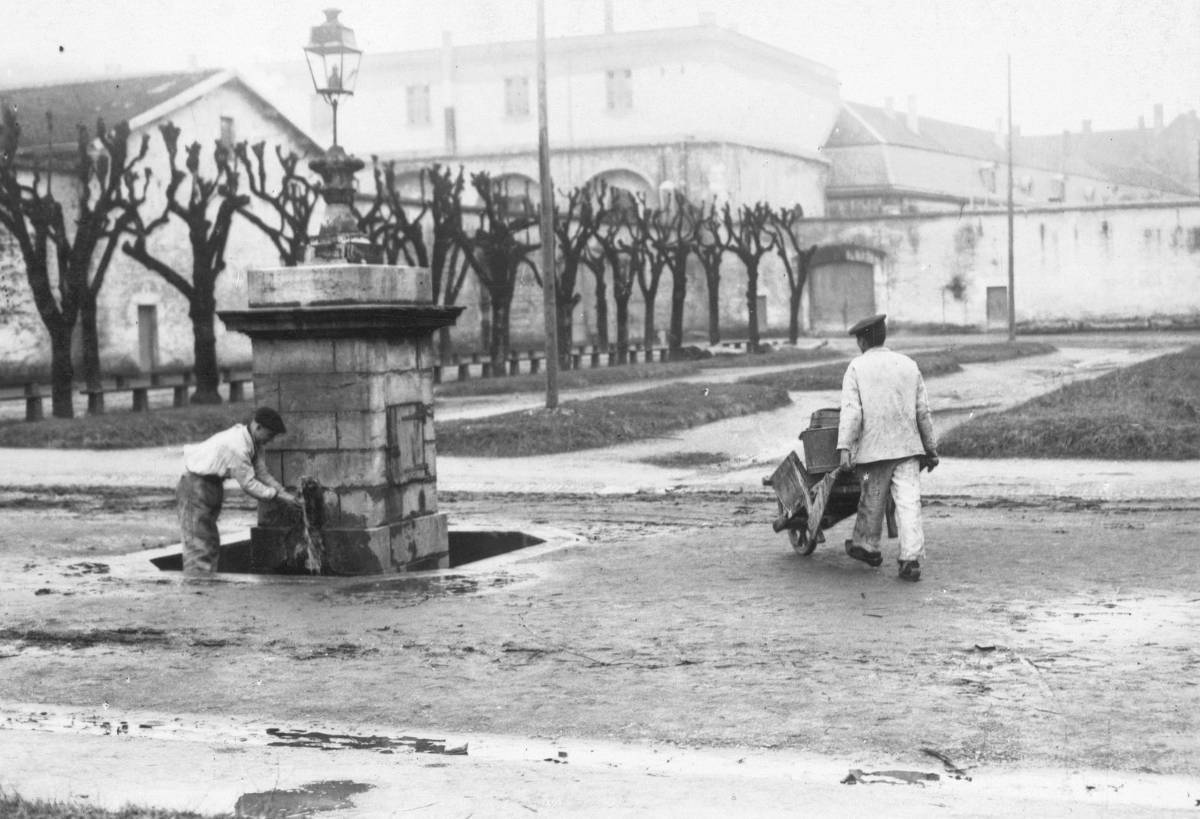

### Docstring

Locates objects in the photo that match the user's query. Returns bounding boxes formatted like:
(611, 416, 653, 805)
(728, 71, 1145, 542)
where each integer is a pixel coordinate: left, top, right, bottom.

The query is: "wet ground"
(1, 332, 1199, 816)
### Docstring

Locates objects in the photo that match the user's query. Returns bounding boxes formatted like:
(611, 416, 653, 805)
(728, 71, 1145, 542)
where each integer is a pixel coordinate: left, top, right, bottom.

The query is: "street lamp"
(304, 8, 361, 148)
(303, 8, 377, 264)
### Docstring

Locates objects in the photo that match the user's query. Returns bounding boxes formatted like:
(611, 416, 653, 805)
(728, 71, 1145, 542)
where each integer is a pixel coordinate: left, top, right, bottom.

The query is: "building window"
(504, 76, 530, 118)
(406, 84, 431, 126)
(219, 116, 235, 149)
(606, 68, 632, 111)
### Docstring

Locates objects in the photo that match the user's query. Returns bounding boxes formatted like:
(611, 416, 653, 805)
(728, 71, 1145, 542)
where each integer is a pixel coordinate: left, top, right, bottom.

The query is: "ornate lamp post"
(219, 8, 463, 575)
(303, 8, 377, 263)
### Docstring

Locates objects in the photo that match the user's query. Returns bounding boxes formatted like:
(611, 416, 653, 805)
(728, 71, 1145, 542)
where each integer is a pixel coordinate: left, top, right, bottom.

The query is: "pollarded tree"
(644, 190, 697, 358)
(360, 162, 474, 362)
(359, 157, 430, 266)
(426, 165, 475, 361)
(631, 193, 669, 353)
(551, 183, 602, 367)
(122, 122, 248, 404)
(594, 186, 646, 364)
(720, 201, 777, 352)
(455, 171, 541, 368)
(0, 106, 149, 417)
(581, 237, 610, 351)
(691, 198, 725, 345)
(766, 204, 818, 344)
(234, 141, 319, 266)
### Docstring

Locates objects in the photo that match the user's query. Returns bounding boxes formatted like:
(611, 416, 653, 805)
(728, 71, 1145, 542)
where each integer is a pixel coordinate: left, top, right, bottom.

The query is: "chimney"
(1154, 103, 1164, 132)
(1082, 119, 1092, 134)
(604, 0, 615, 33)
(906, 94, 919, 134)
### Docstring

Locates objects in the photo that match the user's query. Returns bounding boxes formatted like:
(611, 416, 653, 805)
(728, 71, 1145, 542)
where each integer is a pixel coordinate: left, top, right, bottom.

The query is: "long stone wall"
(792, 201, 1200, 332)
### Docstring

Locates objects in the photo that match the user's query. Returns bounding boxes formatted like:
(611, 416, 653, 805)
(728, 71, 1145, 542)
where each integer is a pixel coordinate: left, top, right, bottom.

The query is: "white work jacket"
(182, 423, 284, 500)
(836, 347, 937, 465)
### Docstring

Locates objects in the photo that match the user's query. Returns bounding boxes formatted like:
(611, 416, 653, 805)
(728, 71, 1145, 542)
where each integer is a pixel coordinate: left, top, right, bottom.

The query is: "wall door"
(808, 261, 875, 333)
(986, 286, 1009, 329)
(137, 305, 159, 372)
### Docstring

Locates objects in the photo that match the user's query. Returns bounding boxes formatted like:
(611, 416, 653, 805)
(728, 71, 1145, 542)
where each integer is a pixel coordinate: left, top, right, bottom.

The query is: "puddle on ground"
(335, 573, 520, 599)
(265, 728, 467, 755)
(235, 780, 373, 817)
(150, 530, 545, 575)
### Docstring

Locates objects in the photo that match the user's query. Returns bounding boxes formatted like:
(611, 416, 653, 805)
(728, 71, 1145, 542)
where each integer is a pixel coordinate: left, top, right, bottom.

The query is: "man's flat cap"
(253, 406, 287, 435)
(848, 313, 887, 336)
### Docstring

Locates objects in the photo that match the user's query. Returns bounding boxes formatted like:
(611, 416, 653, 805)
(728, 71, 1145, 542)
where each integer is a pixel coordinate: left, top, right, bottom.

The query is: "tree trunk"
(788, 285, 803, 344)
(746, 264, 760, 351)
(556, 296, 575, 369)
(593, 270, 609, 350)
(479, 286, 492, 358)
(706, 268, 721, 345)
(488, 299, 512, 371)
(49, 322, 75, 419)
(79, 290, 103, 392)
(438, 326, 453, 365)
(615, 297, 631, 364)
(189, 291, 222, 404)
(668, 264, 687, 356)
(642, 293, 657, 351)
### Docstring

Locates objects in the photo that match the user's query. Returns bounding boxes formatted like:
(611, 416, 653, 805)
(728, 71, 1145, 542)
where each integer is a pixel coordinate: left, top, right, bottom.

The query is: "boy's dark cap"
(253, 406, 286, 435)
(848, 313, 887, 336)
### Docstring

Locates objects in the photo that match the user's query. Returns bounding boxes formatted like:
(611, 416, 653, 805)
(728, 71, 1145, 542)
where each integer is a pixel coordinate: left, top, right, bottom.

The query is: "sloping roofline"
(1, 69, 321, 157)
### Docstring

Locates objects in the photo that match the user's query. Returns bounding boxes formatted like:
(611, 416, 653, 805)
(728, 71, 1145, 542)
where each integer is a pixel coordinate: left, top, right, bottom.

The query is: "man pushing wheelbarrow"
(767, 314, 939, 581)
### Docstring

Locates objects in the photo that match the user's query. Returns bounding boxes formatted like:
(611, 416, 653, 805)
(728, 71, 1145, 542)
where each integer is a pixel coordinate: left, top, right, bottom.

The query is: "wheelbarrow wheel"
(778, 500, 819, 556)
(789, 525, 819, 556)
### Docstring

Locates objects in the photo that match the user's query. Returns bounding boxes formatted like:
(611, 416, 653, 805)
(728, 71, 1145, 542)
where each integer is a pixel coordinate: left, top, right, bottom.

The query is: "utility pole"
(536, 0, 559, 408)
(1006, 54, 1016, 342)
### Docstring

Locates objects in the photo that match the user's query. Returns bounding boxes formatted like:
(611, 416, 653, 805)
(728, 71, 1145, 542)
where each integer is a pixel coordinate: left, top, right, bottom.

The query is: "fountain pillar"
(220, 264, 462, 574)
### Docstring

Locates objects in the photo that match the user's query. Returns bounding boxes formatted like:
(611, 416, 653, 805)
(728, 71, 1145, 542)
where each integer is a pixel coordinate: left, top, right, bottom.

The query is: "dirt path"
(2, 492, 1198, 779)
(2, 334, 1199, 814)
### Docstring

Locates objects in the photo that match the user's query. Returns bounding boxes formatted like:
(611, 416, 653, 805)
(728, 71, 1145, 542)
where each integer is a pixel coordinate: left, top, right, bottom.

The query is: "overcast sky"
(2, 0, 1197, 135)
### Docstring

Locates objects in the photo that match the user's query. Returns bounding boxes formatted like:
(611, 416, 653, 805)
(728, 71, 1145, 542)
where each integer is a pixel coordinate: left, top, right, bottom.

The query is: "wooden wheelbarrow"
(763, 451, 896, 556)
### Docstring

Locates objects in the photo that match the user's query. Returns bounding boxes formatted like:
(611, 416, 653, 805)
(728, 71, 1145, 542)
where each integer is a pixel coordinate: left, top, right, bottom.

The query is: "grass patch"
(940, 345, 1200, 459)
(932, 340, 1057, 364)
(0, 791, 226, 818)
(0, 404, 246, 449)
(0, 341, 1044, 454)
(737, 341, 1054, 391)
(435, 360, 704, 397)
(437, 382, 791, 457)
(433, 344, 840, 398)
(638, 451, 731, 469)
(739, 352, 959, 390)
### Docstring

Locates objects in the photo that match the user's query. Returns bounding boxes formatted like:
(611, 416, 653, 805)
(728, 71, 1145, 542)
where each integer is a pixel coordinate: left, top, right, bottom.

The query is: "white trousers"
(851, 456, 925, 562)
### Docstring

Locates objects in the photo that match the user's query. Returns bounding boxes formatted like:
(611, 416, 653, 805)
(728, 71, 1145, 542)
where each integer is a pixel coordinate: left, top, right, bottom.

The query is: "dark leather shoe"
(844, 540, 883, 567)
(898, 560, 922, 582)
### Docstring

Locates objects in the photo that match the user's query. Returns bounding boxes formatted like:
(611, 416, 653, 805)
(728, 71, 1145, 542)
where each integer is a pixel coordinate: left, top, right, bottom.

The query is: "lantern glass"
(303, 9, 362, 98)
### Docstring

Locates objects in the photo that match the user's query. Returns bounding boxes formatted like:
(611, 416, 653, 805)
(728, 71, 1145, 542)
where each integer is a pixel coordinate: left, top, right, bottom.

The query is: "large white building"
(277, 21, 843, 216)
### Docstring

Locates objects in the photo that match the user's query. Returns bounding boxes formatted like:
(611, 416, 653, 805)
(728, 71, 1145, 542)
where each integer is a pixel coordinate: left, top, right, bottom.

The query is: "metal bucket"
(809, 407, 840, 429)
(800, 426, 841, 473)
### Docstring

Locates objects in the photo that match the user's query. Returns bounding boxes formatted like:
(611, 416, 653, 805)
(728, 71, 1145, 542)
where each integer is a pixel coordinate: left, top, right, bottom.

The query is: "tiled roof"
(1019, 129, 1195, 195)
(0, 70, 222, 147)
(828, 102, 1007, 162)
(826, 101, 1194, 195)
